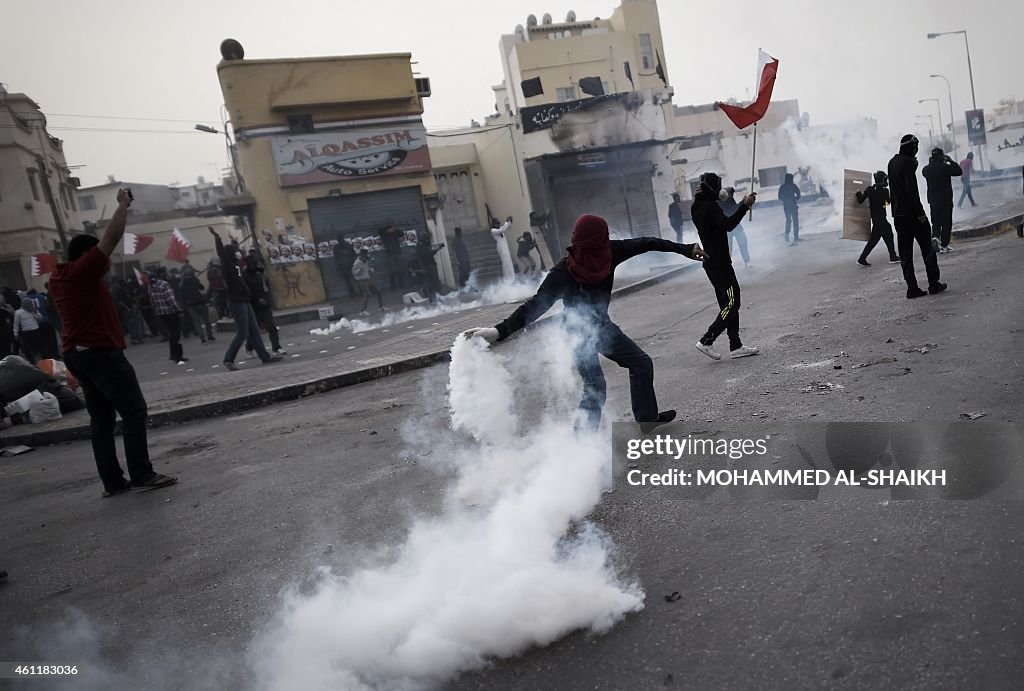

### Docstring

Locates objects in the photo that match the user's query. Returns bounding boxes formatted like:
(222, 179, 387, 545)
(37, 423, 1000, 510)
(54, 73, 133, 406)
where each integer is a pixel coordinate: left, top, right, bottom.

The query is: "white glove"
(463, 327, 499, 343)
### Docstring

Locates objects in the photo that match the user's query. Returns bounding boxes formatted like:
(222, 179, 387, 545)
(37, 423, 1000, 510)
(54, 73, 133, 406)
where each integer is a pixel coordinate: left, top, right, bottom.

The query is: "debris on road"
(664, 592, 681, 603)
(901, 344, 937, 354)
(851, 357, 898, 369)
(0, 445, 34, 457)
(801, 382, 845, 394)
(885, 338, 894, 343)
(959, 412, 987, 420)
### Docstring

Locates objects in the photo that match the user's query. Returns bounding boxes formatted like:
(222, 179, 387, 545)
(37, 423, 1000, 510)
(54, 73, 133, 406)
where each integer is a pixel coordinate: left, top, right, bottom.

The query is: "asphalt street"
(1, 220, 1023, 690)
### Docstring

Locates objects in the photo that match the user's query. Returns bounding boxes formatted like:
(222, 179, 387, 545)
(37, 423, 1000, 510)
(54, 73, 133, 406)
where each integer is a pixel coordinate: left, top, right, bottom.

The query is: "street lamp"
(914, 120, 934, 148)
(929, 74, 958, 160)
(919, 97, 944, 148)
(928, 30, 980, 168)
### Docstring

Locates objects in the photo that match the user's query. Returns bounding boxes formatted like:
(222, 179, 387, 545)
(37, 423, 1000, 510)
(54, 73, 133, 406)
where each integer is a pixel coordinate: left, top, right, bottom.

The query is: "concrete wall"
(107, 214, 240, 275)
(673, 99, 802, 138)
(76, 182, 179, 224)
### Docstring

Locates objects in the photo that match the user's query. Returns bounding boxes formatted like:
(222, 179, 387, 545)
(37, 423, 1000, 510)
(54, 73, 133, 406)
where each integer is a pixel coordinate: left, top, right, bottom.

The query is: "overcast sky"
(2, 0, 1018, 188)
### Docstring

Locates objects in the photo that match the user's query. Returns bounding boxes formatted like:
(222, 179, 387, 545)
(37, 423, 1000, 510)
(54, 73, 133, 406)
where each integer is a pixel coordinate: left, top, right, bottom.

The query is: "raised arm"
(612, 237, 704, 265)
(97, 188, 133, 257)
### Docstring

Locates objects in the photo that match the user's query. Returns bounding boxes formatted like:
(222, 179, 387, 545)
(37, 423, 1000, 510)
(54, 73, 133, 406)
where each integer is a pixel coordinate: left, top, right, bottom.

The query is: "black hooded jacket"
(921, 156, 963, 206)
(214, 234, 251, 302)
(856, 183, 891, 221)
(887, 145, 926, 219)
(493, 237, 696, 341)
(691, 190, 749, 268)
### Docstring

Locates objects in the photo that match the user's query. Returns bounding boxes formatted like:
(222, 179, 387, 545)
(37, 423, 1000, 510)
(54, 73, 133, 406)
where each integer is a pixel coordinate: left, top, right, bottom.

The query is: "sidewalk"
(0, 264, 695, 447)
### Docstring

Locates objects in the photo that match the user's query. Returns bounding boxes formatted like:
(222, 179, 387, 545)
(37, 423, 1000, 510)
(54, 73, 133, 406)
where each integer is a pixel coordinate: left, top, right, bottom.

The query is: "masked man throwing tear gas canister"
(887, 135, 947, 299)
(463, 214, 707, 432)
(691, 173, 759, 361)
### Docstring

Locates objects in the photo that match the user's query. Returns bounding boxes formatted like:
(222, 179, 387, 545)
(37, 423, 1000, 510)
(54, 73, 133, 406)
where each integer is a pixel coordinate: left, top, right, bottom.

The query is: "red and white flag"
(166, 228, 191, 263)
(718, 49, 779, 130)
(30, 253, 58, 277)
(123, 232, 155, 255)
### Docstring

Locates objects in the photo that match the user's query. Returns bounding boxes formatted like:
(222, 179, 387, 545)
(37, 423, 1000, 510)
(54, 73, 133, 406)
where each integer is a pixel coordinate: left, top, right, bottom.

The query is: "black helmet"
(873, 170, 888, 186)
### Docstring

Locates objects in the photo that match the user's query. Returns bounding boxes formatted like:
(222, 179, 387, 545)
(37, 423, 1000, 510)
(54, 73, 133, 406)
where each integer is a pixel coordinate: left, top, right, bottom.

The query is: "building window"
(59, 185, 70, 210)
(639, 34, 654, 70)
(759, 166, 788, 188)
(603, 81, 611, 95)
(27, 171, 40, 201)
(556, 86, 577, 102)
(79, 194, 96, 211)
(287, 114, 315, 134)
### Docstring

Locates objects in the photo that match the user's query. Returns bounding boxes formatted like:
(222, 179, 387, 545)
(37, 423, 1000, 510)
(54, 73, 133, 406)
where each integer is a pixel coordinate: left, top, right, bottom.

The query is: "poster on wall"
(841, 169, 872, 242)
(272, 121, 432, 187)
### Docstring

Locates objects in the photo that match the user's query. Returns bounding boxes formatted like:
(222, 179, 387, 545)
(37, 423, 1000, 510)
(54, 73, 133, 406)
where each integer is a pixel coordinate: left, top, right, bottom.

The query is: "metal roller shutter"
(551, 170, 658, 248)
(308, 186, 427, 300)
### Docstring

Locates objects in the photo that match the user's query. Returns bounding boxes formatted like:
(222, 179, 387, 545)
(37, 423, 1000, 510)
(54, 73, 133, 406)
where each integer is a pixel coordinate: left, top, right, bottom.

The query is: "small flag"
(133, 267, 149, 285)
(123, 232, 155, 255)
(520, 76, 544, 98)
(623, 61, 634, 89)
(655, 51, 667, 86)
(166, 228, 191, 263)
(578, 76, 605, 97)
(30, 253, 58, 277)
(718, 50, 779, 130)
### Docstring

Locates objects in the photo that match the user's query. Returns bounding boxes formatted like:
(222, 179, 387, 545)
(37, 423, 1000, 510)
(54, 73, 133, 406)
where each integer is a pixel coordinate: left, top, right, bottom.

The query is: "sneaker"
(907, 287, 928, 299)
(132, 473, 178, 491)
(359, 310, 370, 316)
(273, 348, 287, 355)
(943, 245, 954, 252)
(263, 354, 284, 364)
(889, 257, 902, 264)
(245, 348, 255, 357)
(857, 257, 870, 266)
(223, 361, 239, 371)
(176, 359, 188, 365)
(695, 341, 721, 361)
(730, 345, 760, 359)
(928, 282, 948, 295)
(208, 335, 217, 341)
(639, 410, 677, 434)
(381, 306, 391, 311)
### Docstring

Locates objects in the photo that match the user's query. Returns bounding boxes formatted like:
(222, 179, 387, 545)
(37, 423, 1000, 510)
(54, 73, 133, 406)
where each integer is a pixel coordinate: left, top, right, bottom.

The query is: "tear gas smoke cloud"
(310, 274, 545, 336)
(251, 320, 645, 691)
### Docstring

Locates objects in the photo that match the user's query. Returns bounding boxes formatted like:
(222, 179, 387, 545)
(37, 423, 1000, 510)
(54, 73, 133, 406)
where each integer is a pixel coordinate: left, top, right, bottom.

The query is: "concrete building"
(0, 88, 83, 290)
(106, 211, 242, 279)
(171, 176, 231, 211)
(215, 42, 443, 309)
(77, 179, 178, 225)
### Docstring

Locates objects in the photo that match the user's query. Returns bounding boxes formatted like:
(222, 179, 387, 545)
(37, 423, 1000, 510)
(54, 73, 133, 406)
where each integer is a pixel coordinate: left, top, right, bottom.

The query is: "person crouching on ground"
(691, 172, 760, 361)
(49, 188, 177, 497)
(463, 213, 707, 432)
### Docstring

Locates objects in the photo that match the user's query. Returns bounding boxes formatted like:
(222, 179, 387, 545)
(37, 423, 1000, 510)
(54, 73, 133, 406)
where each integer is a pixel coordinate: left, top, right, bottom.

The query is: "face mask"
(235, 252, 242, 260)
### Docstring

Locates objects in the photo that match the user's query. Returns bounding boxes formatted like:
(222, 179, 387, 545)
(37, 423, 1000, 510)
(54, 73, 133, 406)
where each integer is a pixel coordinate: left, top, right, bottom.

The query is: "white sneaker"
(730, 345, 760, 359)
(695, 341, 721, 360)
(359, 310, 370, 316)
(943, 245, 954, 252)
(381, 306, 390, 311)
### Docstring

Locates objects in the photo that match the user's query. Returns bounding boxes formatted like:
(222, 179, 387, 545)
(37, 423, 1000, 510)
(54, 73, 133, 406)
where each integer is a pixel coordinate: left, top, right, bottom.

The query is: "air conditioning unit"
(68, 177, 81, 187)
(415, 77, 432, 98)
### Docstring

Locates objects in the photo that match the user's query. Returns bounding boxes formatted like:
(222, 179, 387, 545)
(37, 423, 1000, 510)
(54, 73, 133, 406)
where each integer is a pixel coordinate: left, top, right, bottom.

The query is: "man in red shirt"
(50, 189, 177, 497)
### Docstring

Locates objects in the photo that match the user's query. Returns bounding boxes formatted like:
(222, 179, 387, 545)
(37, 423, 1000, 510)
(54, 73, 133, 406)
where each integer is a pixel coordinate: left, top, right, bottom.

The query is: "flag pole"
(748, 121, 758, 220)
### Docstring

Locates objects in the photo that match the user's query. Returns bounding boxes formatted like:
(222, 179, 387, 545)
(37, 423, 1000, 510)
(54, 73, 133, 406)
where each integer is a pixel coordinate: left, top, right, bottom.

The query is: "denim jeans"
(573, 323, 658, 429)
(224, 300, 270, 363)
(64, 348, 154, 491)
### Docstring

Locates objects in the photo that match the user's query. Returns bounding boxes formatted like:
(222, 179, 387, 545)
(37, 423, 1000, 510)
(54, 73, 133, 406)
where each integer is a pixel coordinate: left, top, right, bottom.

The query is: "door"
(435, 169, 480, 231)
(308, 187, 427, 299)
(551, 170, 658, 249)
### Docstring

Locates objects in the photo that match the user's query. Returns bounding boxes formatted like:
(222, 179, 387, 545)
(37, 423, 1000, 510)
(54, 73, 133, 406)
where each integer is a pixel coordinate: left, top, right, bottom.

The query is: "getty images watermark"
(609, 422, 1024, 500)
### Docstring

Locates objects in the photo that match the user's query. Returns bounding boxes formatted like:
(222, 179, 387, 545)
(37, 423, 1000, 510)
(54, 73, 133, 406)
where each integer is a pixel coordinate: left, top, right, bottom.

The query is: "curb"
(1, 263, 695, 448)
(951, 213, 1024, 240)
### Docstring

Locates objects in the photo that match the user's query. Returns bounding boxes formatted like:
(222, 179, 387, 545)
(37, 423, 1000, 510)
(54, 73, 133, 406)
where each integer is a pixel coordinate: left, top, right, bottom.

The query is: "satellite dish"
(566, 10, 576, 21)
(542, 13, 553, 24)
(526, 14, 538, 27)
(515, 24, 525, 37)
(220, 38, 244, 61)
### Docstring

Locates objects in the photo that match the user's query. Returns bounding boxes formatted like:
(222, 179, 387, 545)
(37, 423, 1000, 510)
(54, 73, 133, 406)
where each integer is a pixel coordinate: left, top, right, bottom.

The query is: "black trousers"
(701, 264, 742, 351)
(574, 323, 659, 429)
(64, 348, 154, 492)
(249, 303, 280, 351)
(159, 313, 183, 361)
(861, 217, 898, 260)
(784, 206, 799, 240)
(894, 216, 941, 291)
(17, 328, 45, 363)
(385, 253, 405, 289)
(930, 203, 953, 248)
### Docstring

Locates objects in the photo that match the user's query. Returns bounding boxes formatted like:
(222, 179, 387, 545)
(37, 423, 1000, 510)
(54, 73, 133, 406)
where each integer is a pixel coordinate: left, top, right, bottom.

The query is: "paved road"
(1, 223, 1022, 689)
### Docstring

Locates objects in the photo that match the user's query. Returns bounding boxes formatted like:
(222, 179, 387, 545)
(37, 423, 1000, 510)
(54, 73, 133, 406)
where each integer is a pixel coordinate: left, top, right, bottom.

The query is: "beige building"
(77, 179, 178, 225)
(0, 88, 83, 290)
(216, 43, 444, 309)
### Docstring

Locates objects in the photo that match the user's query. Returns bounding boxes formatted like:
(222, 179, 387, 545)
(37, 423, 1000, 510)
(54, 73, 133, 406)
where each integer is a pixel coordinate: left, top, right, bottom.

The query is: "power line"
(10, 110, 214, 124)
(0, 124, 206, 134)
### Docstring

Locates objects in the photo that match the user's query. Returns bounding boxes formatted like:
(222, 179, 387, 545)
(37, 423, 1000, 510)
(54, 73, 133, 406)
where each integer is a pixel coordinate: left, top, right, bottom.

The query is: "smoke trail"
(311, 276, 545, 336)
(252, 323, 645, 691)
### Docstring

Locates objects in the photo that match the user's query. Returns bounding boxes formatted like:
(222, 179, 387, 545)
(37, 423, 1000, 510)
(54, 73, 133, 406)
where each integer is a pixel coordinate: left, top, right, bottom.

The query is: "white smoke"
(251, 323, 644, 691)
(311, 276, 546, 336)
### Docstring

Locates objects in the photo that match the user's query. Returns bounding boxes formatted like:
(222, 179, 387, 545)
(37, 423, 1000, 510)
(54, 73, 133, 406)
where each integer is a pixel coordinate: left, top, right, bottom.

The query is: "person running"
(463, 213, 706, 431)
(352, 250, 386, 315)
(855, 171, 901, 266)
(691, 173, 759, 360)
(888, 134, 946, 299)
(957, 151, 977, 208)
(922, 147, 963, 254)
(49, 188, 177, 497)
(778, 172, 801, 243)
(209, 227, 283, 371)
(718, 187, 751, 268)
